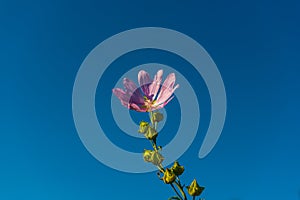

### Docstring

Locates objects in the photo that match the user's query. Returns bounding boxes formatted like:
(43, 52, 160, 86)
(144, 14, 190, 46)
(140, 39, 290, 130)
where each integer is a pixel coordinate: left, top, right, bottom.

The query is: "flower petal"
(123, 78, 138, 93)
(138, 70, 151, 97)
(122, 78, 144, 104)
(153, 95, 174, 110)
(112, 88, 129, 102)
(149, 69, 163, 100)
(158, 84, 179, 105)
(129, 103, 147, 112)
(163, 73, 176, 89)
(156, 73, 179, 105)
(129, 91, 145, 105)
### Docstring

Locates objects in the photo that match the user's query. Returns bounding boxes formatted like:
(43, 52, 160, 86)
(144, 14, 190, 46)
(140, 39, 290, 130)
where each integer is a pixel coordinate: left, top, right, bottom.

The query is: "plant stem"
(170, 183, 183, 200)
(148, 111, 188, 200)
(150, 140, 158, 151)
(192, 196, 195, 200)
(156, 165, 165, 173)
(174, 181, 187, 200)
(150, 111, 154, 126)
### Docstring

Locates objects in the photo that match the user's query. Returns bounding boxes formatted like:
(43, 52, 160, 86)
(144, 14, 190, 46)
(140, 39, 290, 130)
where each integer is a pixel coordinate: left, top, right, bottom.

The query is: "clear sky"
(1, 0, 300, 199)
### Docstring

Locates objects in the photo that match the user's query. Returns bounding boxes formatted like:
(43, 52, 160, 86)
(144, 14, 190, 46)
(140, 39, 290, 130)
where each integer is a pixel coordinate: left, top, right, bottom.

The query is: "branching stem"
(170, 183, 183, 200)
(174, 181, 187, 200)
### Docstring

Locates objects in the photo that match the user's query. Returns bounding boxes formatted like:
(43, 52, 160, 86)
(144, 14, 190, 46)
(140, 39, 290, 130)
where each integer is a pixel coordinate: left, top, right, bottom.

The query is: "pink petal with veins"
(112, 88, 129, 104)
(156, 73, 179, 105)
(153, 96, 175, 110)
(149, 69, 163, 100)
(138, 70, 151, 98)
(122, 78, 144, 104)
(123, 78, 138, 93)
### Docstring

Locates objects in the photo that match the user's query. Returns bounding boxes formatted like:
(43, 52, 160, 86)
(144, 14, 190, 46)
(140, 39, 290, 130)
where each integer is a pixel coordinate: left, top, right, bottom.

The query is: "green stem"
(148, 111, 187, 200)
(156, 165, 165, 173)
(192, 196, 195, 200)
(170, 183, 183, 200)
(150, 140, 158, 151)
(150, 111, 154, 126)
(174, 181, 187, 200)
(148, 112, 158, 151)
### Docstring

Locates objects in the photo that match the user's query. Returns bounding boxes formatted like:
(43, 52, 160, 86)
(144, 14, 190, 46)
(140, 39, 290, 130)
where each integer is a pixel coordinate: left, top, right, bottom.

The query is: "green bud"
(152, 112, 164, 122)
(144, 126, 158, 140)
(143, 149, 153, 163)
(138, 121, 149, 134)
(151, 151, 164, 166)
(163, 168, 176, 184)
(171, 161, 184, 176)
(187, 179, 204, 196)
(143, 149, 164, 166)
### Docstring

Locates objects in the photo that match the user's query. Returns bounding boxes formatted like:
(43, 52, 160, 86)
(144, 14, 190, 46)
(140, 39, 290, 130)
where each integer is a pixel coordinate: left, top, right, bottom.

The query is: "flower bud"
(143, 150, 164, 166)
(171, 161, 184, 176)
(143, 149, 153, 162)
(187, 179, 204, 196)
(144, 126, 158, 140)
(138, 121, 149, 134)
(163, 168, 176, 184)
(152, 112, 164, 122)
(151, 151, 164, 166)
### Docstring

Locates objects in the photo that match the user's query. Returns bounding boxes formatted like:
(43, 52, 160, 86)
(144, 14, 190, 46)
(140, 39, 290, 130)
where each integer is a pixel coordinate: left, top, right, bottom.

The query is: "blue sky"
(0, 0, 300, 199)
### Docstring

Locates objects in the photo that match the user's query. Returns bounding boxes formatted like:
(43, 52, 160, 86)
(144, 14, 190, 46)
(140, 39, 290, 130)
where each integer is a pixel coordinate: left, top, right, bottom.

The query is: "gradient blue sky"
(1, 0, 300, 199)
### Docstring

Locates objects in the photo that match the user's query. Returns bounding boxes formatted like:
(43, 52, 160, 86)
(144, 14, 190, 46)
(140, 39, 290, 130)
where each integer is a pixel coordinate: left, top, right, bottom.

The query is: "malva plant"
(113, 69, 205, 200)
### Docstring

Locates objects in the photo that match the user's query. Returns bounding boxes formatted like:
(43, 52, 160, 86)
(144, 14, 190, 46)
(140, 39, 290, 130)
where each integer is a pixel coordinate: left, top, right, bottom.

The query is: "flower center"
(143, 96, 156, 111)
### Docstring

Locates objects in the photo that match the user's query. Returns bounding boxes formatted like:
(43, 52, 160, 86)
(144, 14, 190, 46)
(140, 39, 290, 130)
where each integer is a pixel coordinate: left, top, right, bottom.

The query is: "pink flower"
(112, 70, 179, 112)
